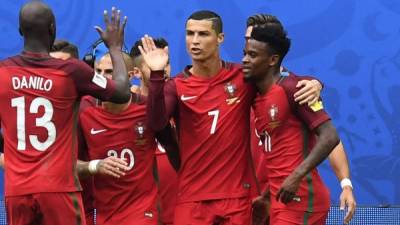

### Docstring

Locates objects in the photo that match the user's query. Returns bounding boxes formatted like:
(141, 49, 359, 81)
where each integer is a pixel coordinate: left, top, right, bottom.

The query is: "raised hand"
(95, 7, 127, 50)
(138, 35, 169, 71)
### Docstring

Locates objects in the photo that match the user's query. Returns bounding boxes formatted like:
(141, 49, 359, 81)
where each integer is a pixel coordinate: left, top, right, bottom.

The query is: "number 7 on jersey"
(208, 110, 219, 134)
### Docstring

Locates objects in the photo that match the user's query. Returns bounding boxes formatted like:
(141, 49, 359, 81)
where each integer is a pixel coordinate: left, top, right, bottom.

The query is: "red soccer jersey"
(156, 144, 178, 224)
(252, 73, 331, 212)
(172, 62, 257, 202)
(79, 97, 158, 224)
(0, 51, 116, 196)
(250, 110, 269, 195)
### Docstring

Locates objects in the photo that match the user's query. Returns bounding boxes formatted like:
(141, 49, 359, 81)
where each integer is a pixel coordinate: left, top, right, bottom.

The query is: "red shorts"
(5, 192, 86, 225)
(174, 197, 251, 225)
(270, 208, 328, 225)
(97, 206, 158, 225)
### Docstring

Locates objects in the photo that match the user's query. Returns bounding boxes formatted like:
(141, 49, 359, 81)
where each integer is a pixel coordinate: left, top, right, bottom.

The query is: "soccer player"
(140, 10, 322, 225)
(50, 39, 80, 60)
(246, 14, 355, 225)
(243, 25, 340, 225)
(130, 38, 179, 225)
(0, 2, 131, 224)
(78, 52, 179, 225)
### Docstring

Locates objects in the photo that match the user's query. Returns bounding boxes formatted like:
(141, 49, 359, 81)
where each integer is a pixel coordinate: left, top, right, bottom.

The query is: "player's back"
(0, 52, 101, 196)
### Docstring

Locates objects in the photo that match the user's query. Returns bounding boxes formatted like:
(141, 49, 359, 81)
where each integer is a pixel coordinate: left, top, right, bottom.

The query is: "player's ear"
(269, 54, 280, 67)
(217, 32, 224, 45)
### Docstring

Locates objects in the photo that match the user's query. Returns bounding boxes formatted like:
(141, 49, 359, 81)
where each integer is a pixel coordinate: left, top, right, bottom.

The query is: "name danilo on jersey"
(12, 75, 53, 91)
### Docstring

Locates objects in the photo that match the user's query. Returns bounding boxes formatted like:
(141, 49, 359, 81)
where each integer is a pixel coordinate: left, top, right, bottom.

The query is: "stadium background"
(0, 0, 398, 217)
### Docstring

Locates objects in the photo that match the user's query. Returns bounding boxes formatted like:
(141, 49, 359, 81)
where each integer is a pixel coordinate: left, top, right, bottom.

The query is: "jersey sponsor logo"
(180, 95, 198, 101)
(92, 72, 107, 88)
(135, 122, 147, 145)
(90, 128, 107, 135)
(224, 82, 240, 105)
(309, 100, 324, 112)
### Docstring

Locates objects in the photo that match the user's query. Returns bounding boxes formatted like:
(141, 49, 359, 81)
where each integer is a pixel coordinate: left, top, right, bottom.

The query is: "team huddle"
(0, 1, 356, 225)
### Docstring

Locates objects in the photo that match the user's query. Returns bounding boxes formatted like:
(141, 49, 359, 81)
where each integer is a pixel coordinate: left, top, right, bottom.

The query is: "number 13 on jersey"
(11, 96, 56, 151)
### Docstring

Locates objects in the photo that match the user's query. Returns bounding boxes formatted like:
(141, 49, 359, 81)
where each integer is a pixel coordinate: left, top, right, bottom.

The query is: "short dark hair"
(187, 10, 223, 34)
(130, 38, 168, 58)
(51, 39, 79, 59)
(246, 14, 283, 31)
(130, 38, 168, 67)
(251, 26, 291, 65)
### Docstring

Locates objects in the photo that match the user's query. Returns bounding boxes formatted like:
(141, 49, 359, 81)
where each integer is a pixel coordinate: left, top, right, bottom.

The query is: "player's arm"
(328, 142, 356, 224)
(277, 120, 339, 204)
(94, 7, 131, 103)
(139, 35, 178, 131)
(0, 153, 3, 169)
(0, 132, 3, 168)
(77, 157, 130, 179)
(252, 183, 271, 225)
(293, 75, 323, 105)
(155, 123, 181, 171)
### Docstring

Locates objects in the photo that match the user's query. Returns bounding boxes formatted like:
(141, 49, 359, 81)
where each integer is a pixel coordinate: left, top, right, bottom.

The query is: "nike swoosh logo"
(181, 95, 198, 101)
(90, 128, 107, 135)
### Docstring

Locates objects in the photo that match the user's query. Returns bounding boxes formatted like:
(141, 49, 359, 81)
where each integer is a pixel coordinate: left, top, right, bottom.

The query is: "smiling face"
(242, 38, 276, 82)
(185, 19, 224, 62)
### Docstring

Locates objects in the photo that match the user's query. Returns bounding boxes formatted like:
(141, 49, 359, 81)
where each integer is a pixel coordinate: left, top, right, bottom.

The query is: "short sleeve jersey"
(79, 97, 158, 224)
(173, 62, 257, 202)
(0, 51, 116, 196)
(252, 73, 331, 212)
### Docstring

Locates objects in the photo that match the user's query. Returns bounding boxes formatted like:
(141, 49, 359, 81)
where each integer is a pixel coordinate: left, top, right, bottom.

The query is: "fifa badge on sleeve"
(135, 122, 147, 145)
(224, 82, 240, 105)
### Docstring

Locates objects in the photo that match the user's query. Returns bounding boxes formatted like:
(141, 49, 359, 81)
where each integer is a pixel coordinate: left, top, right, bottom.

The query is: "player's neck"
(256, 70, 281, 95)
(190, 54, 222, 78)
(24, 39, 51, 54)
(102, 95, 132, 114)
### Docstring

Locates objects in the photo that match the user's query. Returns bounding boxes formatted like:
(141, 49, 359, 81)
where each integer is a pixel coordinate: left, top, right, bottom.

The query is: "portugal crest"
(224, 82, 240, 105)
(135, 122, 146, 145)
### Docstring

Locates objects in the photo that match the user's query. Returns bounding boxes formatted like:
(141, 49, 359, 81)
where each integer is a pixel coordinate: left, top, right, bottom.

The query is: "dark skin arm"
(276, 120, 340, 204)
(155, 123, 181, 172)
(95, 7, 131, 103)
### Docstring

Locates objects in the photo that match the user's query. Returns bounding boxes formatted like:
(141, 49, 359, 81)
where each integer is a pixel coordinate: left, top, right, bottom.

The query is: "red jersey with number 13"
(0, 52, 116, 196)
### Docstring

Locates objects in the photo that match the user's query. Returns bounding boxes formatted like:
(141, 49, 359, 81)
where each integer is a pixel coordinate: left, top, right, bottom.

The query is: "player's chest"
(254, 88, 291, 134)
(175, 76, 249, 114)
(81, 110, 153, 149)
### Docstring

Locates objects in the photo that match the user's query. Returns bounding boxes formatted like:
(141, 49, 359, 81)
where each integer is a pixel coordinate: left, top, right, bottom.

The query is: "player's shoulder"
(0, 55, 22, 67)
(278, 71, 303, 94)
